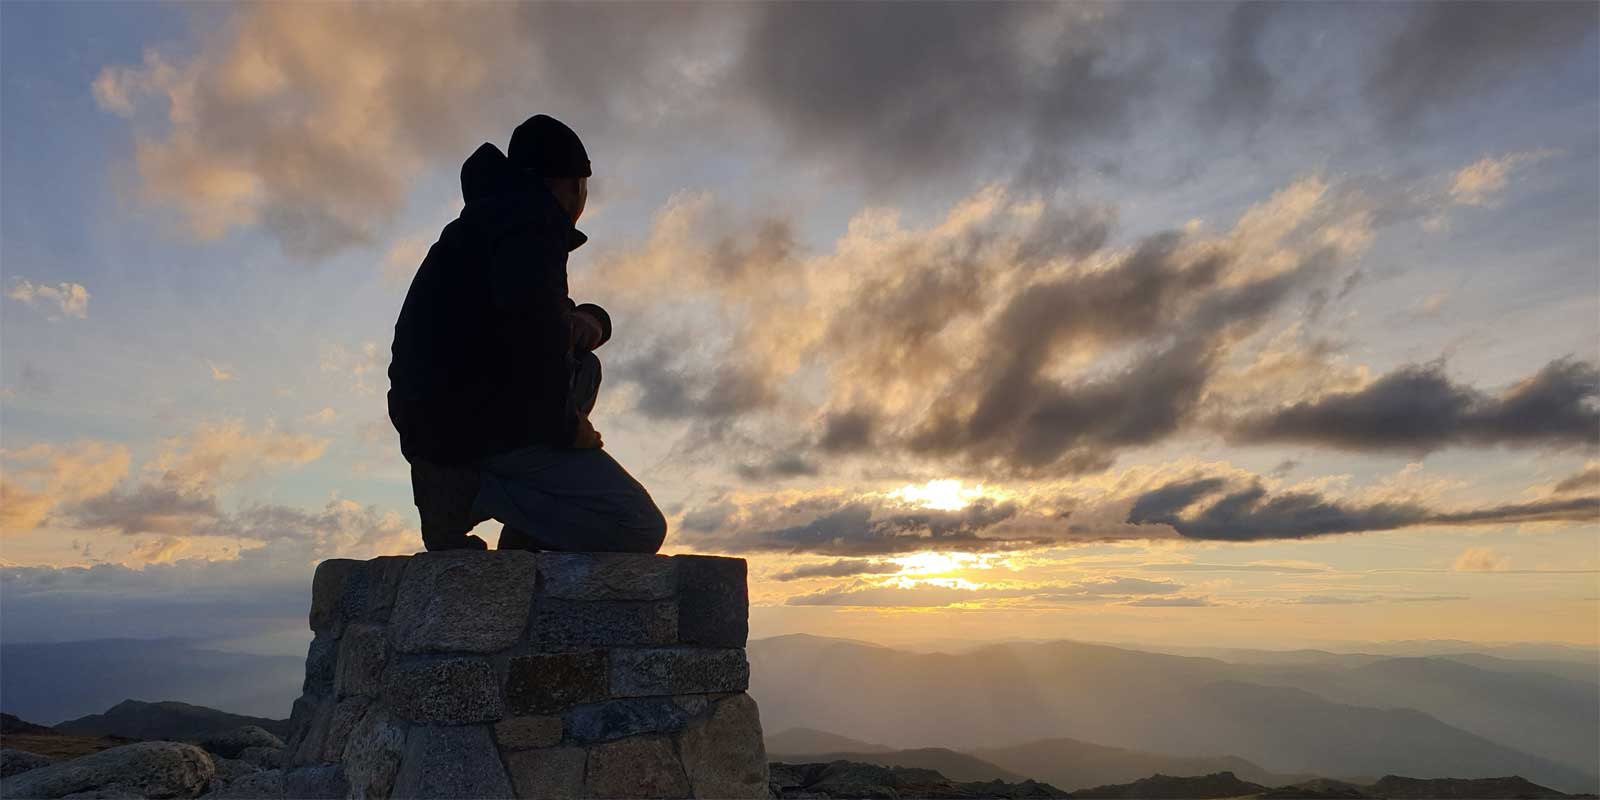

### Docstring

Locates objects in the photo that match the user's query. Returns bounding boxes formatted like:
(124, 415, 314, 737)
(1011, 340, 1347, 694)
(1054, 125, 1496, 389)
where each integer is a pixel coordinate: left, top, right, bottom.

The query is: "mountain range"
(748, 634, 1600, 794)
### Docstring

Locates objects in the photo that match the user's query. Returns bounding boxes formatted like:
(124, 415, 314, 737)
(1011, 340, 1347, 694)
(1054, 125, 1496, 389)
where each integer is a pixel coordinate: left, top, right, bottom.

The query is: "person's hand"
(572, 415, 604, 449)
(570, 311, 604, 352)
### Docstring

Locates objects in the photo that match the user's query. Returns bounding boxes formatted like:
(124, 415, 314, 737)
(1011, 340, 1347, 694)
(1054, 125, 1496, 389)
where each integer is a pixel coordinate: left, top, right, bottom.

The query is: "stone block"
(585, 735, 691, 799)
(390, 726, 512, 799)
(610, 648, 749, 697)
(309, 559, 362, 635)
(504, 746, 586, 800)
(389, 551, 538, 654)
(678, 694, 768, 799)
(210, 768, 284, 799)
(539, 553, 677, 600)
(493, 716, 563, 751)
(319, 696, 370, 763)
(289, 697, 334, 767)
(335, 624, 388, 699)
(302, 634, 338, 697)
(383, 657, 504, 724)
(505, 651, 608, 715)
(564, 697, 695, 743)
(283, 694, 319, 757)
(342, 706, 405, 800)
(283, 764, 347, 799)
(351, 556, 408, 624)
(675, 556, 748, 647)
(530, 598, 676, 649)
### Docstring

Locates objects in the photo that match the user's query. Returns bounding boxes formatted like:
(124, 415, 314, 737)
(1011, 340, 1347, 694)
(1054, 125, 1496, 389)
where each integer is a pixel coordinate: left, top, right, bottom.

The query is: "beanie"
(507, 114, 592, 178)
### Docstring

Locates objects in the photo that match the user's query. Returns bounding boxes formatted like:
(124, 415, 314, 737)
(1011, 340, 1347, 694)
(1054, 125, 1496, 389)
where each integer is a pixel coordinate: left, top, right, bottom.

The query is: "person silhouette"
(387, 114, 666, 553)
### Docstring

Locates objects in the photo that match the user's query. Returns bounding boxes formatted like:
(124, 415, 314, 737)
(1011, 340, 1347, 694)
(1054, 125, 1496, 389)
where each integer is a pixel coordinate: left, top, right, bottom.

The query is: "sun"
(888, 479, 991, 511)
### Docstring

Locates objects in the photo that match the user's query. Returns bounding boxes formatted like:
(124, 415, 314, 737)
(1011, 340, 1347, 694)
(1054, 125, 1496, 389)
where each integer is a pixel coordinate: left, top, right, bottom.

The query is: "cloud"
(1124, 595, 1216, 607)
(0, 442, 133, 532)
(1229, 358, 1600, 454)
(1448, 150, 1557, 207)
(1366, 1, 1598, 130)
(1127, 474, 1598, 541)
(3, 421, 327, 541)
(206, 361, 236, 382)
(773, 559, 904, 582)
(783, 574, 1185, 608)
(6, 279, 89, 319)
(732, 3, 1152, 187)
(1453, 547, 1509, 573)
(1200, 2, 1277, 129)
(1554, 464, 1600, 495)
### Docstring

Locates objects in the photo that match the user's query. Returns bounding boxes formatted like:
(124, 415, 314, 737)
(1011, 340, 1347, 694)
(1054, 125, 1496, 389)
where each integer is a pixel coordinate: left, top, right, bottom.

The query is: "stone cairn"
(283, 551, 767, 799)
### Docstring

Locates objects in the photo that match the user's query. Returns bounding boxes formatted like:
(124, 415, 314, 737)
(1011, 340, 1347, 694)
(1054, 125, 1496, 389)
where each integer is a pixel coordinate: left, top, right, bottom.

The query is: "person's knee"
(622, 500, 667, 554)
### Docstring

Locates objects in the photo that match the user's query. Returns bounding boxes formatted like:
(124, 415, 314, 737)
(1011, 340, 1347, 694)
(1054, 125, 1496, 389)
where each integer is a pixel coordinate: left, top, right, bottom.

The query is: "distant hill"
(769, 747, 1025, 783)
(747, 636, 1600, 794)
(769, 759, 1068, 799)
(1072, 770, 1269, 798)
(1364, 774, 1569, 799)
(53, 699, 291, 741)
(0, 712, 133, 761)
(766, 726, 892, 754)
(0, 639, 302, 724)
(969, 736, 1315, 791)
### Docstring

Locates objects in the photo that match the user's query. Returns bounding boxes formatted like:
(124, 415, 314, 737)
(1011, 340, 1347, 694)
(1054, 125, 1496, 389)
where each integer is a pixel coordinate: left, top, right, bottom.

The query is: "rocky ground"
(2, 721, 1591, 799)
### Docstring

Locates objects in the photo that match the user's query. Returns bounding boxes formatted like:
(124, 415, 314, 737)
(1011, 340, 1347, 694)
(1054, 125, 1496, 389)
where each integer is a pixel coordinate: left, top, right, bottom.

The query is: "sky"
(1, 1, 1597, 657)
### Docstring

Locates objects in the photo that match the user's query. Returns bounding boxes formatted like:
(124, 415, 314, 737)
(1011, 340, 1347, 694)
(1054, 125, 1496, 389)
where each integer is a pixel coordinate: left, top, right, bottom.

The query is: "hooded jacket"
(387, 143, 610, 465)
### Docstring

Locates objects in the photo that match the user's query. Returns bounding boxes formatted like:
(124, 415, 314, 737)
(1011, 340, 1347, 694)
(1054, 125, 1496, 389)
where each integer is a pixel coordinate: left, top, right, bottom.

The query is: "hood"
(459, 142, 587, 252)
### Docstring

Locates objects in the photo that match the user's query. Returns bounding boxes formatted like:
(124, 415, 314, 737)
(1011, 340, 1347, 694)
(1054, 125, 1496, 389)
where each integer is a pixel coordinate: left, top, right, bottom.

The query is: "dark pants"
(469, 352, 667, 553)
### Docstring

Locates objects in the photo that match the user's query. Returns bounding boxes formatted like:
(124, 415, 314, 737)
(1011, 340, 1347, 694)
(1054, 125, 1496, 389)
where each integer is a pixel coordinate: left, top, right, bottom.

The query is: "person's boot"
(498, 525, 540, 551)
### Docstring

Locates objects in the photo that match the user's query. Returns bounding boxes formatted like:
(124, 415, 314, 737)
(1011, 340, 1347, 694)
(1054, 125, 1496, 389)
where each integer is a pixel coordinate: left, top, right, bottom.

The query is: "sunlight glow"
(888, 479, 994, 511)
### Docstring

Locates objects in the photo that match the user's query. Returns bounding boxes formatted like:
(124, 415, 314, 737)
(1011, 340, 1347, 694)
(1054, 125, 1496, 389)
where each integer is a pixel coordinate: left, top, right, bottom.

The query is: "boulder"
(233, 749, 281, 771)
(202, 769, 282, 799)
(1, 748, 54, 779)
(0, 742, 215, 799)
(200, 727, 283, 760)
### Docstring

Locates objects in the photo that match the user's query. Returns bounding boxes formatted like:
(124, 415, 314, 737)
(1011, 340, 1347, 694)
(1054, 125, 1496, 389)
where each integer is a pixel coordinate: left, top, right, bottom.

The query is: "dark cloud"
(1200, 2, 1277, 129)
(733, 2, 1153, 187)
(1366, 1, 1599, 130)
(1128, 475, 1599, 541)
(734, 453, 817, 481)
(897, 222, 1330, 476)
(66, 485, 222, 536)
(680, 495, 1044, 556)
(613, 345, 773, 422)
(1554, 465, 1600, 495)
(773, 559, 904, 582)
(817, 410, 874, 453)
(1231, 358, 1600, 453)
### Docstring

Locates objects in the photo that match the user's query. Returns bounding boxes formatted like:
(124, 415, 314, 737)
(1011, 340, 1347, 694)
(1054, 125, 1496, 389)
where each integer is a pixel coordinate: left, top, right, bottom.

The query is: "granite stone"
(539, 553, 677, 601)
(389, 551, 539, 654)
(504, 747, 586, 800)
(390, 726, 512, 800)
(564, 697, 695, 743)
(530, 598, 677, 649)
(678, 693, 769, 799)
(505, 651, 608, 715)
(492, 716, 564, 751)
(610, 647, 749, 697)
(334, 624, 388, 699)
(585, 735, 691, 799)
(309, 559, 362, 635)
(383, 657, 504, 724)
(675, 556, 748, 647)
